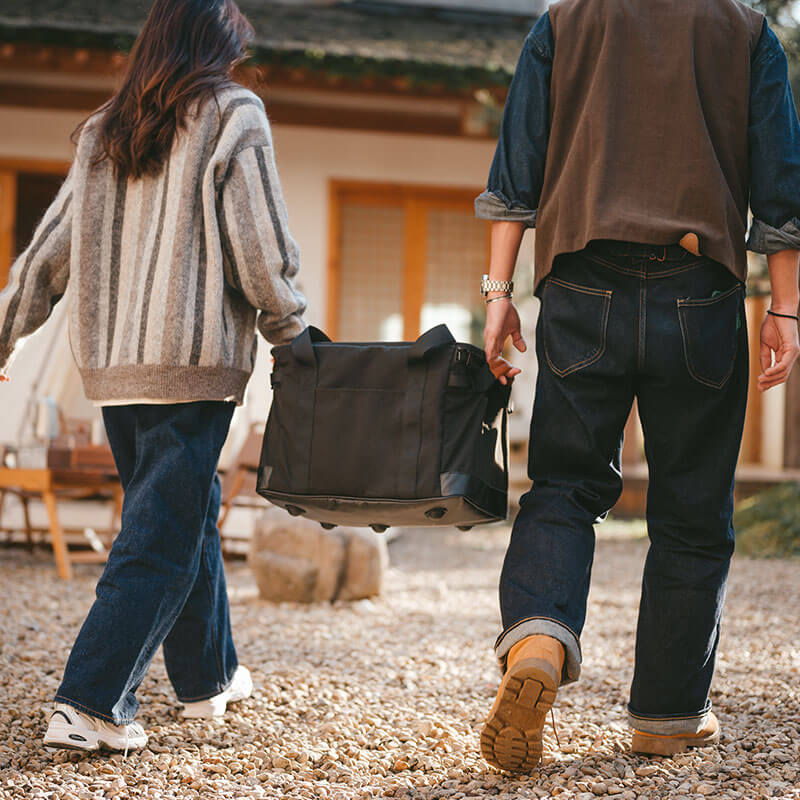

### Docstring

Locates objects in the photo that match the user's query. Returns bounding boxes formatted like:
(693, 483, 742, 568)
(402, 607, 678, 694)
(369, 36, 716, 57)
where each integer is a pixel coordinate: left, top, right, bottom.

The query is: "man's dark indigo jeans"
(55, 402, 238, 725)
(497, 240, 748, 735)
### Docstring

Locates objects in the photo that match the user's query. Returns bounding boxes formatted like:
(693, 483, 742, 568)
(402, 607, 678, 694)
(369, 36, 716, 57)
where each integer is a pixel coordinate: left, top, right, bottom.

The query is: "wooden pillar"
(740, 295, 767, 465)
(0, 170, 17, 286)
(326, 183, 342, 338)
(785, 366, 800, 469)
(403, 197, 427, 341)
(622, 401, 643, 465)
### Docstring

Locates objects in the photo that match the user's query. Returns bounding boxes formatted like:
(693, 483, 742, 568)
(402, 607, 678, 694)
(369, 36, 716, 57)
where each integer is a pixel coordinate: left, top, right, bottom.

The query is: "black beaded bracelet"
(767, 309, 800, 321)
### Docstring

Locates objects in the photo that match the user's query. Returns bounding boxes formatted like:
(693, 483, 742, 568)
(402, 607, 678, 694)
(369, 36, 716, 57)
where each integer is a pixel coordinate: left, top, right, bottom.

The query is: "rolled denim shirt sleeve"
(474, 12, 553, 228)
(747, 216, 800, 253)
(747, 20, 800, 254)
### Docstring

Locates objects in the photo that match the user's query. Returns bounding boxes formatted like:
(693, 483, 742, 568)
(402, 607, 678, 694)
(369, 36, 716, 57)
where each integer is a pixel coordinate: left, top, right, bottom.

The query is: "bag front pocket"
(677, 284, 743, 389)
(309, 387, 404, 497)
(542, 277, 612, 377)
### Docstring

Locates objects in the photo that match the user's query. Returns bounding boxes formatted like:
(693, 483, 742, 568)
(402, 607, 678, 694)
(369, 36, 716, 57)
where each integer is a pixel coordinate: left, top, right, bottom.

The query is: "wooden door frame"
(0, 158, 71, 287)
(326, 179, 489, 339)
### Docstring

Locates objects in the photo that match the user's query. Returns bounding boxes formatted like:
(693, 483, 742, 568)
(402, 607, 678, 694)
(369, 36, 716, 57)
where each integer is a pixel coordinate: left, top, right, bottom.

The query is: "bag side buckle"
(454, 347, 472, 367)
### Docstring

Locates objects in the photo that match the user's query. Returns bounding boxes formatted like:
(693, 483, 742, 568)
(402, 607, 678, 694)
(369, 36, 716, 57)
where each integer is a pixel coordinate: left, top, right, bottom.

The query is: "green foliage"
(746, 0, 800, 114)
(734, 483, 800, 558)
(747, 0, 795, 26)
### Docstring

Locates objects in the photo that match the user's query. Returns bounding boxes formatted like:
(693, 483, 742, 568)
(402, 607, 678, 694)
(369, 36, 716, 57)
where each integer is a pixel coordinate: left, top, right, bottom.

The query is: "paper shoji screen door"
(327, 181, 491, 344)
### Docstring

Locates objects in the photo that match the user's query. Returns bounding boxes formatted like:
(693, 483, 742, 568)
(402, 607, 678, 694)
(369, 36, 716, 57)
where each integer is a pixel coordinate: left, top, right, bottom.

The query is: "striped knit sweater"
(0, 85, 306, 405)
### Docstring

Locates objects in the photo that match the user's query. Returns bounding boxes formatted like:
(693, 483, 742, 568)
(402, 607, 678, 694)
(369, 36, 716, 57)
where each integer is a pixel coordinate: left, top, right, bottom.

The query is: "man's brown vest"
(535, 0, 764, 289)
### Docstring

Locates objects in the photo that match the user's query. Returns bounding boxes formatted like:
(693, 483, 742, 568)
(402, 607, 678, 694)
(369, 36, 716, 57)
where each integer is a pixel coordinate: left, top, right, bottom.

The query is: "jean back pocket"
(542, 277, 612, 377)
(677, 284, 743, 389)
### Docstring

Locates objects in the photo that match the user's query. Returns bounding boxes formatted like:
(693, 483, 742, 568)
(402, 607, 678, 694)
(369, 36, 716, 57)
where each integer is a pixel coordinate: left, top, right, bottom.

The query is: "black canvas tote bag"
(257, 324, 510, 531)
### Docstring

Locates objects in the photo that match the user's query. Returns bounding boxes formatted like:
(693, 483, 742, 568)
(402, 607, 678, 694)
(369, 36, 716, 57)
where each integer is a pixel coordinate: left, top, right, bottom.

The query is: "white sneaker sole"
(181, 667, 253, 719)
(43, 720, 148, 752)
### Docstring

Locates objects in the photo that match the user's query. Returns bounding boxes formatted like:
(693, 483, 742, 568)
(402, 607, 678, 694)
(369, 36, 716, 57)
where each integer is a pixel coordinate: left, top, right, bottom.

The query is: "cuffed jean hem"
(627, 701, 713, 735)
(53, 695, 133, 727)
(494, 617, 581, 685)
(174, 665, 238, 704)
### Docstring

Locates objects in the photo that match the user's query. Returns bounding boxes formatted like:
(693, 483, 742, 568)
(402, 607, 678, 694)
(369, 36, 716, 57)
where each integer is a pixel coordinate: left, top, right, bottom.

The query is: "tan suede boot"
(481, 635, 565, 772)
(631, 711, 720, 756)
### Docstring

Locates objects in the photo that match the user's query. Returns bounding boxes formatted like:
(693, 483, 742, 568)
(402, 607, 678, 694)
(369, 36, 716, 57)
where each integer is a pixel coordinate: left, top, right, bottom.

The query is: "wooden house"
(0, 0, 796, 516)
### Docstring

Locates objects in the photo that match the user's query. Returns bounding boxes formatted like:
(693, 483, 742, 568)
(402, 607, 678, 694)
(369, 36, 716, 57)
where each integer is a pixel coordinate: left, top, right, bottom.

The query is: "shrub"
(734, 483, 800, 558)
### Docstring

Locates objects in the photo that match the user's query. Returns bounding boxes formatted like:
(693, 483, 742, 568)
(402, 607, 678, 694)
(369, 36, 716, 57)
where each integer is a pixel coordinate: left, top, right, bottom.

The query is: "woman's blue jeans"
(55, 402, 238, 725)
(497, 240, 748, 736)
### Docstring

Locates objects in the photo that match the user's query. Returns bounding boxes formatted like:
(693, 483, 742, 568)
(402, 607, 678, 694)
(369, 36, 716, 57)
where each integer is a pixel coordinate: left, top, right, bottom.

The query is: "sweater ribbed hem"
(79, 365, 253, 406)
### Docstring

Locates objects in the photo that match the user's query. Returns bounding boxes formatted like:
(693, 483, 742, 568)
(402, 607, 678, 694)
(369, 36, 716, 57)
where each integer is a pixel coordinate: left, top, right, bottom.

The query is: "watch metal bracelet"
(481, 274, 514, 296)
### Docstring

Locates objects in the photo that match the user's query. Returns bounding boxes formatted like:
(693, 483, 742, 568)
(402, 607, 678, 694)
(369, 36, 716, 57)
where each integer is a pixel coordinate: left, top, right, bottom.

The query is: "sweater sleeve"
(218, 136, 307, 345)
(0, 164, 74, 373)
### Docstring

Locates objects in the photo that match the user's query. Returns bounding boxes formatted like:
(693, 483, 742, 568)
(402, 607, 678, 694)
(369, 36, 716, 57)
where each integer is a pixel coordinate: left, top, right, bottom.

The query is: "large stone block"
(248, 507, 388, 603)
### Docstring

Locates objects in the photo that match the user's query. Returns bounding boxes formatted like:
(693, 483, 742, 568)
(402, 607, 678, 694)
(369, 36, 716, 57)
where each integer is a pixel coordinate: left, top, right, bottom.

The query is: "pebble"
(0, 528, 796, 800)
(635, 766, 658, 777)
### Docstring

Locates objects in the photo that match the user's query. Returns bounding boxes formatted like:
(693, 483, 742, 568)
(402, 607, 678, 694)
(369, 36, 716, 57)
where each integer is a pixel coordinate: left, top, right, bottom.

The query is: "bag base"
(257, 486, 505, 531)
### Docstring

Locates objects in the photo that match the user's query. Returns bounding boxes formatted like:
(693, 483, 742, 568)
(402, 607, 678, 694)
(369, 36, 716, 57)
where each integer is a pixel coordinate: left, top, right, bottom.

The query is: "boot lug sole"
(481, 659, 559, 773)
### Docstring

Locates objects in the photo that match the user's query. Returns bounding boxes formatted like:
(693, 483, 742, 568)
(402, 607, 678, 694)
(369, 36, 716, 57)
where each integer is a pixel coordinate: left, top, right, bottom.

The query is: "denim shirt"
(475, 12, 800, 254)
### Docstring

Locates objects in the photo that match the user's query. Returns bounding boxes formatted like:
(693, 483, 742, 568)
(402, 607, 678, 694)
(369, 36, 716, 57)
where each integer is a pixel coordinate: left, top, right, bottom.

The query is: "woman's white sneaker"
(181, 665, 253, 719)
(43, 703, 148, 753)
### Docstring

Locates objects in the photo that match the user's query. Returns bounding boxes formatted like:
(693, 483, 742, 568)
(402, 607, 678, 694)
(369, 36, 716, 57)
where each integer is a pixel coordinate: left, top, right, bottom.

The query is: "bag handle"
(291, 326, 332, 366)
(408, 324, 455, 361)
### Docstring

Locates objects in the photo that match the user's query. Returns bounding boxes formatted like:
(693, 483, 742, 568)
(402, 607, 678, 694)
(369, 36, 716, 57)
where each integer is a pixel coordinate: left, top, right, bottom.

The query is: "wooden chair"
(218, 423, 268, 552)
(0, 446, 35, 549)
(0, 426, 122, 578)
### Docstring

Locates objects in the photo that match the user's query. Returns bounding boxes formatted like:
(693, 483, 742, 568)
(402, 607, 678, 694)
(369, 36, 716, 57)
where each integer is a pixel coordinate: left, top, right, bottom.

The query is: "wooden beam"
(265, 100, 465, 137)
(0, 42, 504, 102)
(0, 170, 16, 287)
(785, 364, 800, 469)
(0, 83, 111, 112)
(0, 81, 476, 138)
(0, 42, 127, 75)
(331, 179, 485, 205)
(0, 158, 70, 175)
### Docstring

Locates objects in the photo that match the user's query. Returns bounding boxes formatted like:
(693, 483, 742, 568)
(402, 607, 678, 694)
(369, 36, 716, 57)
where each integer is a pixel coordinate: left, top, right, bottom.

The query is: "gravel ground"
(1, 523, 799, 800)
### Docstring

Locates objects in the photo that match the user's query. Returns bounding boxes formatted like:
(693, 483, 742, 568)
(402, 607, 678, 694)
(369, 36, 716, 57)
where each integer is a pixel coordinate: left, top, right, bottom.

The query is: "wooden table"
(0, 467, 122, 580)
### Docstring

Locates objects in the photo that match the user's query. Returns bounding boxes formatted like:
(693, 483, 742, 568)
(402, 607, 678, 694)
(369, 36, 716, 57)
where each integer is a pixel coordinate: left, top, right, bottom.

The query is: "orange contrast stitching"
(543, 279, 612, 378)
(676, 286, 742, 389)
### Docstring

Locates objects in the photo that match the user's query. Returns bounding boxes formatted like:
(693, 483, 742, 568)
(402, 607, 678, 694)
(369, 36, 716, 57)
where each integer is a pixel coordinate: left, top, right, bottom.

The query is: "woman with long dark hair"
(0, 0, 306, 752)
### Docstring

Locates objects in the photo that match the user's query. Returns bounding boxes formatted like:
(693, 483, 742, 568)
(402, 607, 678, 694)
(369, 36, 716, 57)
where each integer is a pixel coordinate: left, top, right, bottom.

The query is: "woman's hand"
(758, 311, 800, 391)
(484, 298, 527, 385)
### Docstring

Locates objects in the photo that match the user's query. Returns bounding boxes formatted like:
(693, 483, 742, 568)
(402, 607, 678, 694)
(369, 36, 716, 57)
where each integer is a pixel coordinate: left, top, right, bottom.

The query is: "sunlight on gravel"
(1, 525, 798, 799)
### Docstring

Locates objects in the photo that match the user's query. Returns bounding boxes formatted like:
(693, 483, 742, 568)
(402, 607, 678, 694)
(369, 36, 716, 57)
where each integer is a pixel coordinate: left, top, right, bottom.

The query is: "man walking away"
(474, 0, 800, 771)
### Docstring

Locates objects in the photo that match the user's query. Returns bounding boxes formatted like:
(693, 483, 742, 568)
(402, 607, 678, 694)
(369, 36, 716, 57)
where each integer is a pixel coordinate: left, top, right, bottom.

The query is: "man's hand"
(484, 298, 527, 385)
(758, 312, 800, 391)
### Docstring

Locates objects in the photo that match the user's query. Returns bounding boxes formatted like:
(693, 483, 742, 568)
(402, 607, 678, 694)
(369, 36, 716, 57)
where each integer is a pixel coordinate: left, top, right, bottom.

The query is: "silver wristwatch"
(480, 274, 514, 297)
